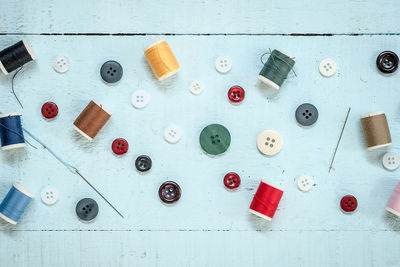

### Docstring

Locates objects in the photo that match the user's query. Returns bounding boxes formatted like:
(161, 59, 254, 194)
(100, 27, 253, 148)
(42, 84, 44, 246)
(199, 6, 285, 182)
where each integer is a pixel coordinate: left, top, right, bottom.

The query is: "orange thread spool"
(73, 100, 111, 141)
(144, 40, 180, 81)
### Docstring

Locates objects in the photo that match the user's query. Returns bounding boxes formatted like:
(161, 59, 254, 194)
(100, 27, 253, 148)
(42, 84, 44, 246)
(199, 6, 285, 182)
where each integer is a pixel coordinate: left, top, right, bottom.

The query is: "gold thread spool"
(73, 100, 112, 141)
(360, 111, 392, 150)
(144, 40, 180, 81)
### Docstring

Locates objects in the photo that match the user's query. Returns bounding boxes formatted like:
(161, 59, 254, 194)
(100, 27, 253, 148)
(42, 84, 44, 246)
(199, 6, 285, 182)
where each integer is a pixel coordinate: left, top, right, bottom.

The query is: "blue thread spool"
(258, 49, 296, 90)
(0, 112, 26, 150)
(0, 183, 34, 225)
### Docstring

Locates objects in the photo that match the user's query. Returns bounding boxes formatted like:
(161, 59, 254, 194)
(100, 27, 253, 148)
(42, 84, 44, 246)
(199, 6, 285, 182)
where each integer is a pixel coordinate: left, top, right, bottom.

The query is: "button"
(158, 181, 181, 204)
(100, 60, 123, 83)
(53, 56, 70, 73)
(228, 85, 245, 103)
(215, 56, 232, 73)
(190, 81, 203, 95)
(223, 172, 241, 190)
(295, 103, 318, 126)
(40, 186, 59, 205)
(319, 58, 336, 77)
(376, 51, 399, 74)
(199, 124, 231, 155)
(340, 195, 358, 213)
(256, 130, 283, 156)
(111, 138, 129, 155)
(297, 175, 313, 192)
(76, 198, 99, 222)
(131, 90, 149, 109)
(382, 152, 400, 171)
(41, 102, 59, 119)
(135, 155, 152, 172)
(164, 125, 181, 144)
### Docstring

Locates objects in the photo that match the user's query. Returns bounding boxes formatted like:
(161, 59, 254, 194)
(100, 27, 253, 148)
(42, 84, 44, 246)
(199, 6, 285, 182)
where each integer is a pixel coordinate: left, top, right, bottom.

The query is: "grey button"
(76, 198, 99, 222)
(295, 103, 318, 126)
(100, 60, 123, 84)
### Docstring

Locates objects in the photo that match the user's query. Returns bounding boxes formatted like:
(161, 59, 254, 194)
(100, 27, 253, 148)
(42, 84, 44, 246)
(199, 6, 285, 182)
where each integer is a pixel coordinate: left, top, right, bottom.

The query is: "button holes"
(111, 73, 114, 76)
(305, 116, 309, 119)
(212, 141, 216, 144)
(85, 211, 89, 214)
(271, 139, 275, 143)
(215, 135, 219, 138)
(113, 69, 116, 73)
(82, 207, 86, 210)
(305, 110, 309, 113)
(86, 205, 89, 208)
(109, 67, 112, 70)
(302, 113, 306, 116)
(269, 144, 273, 147)
(107, 70, 110, 74)
(266, 137, 270, 141)
(309, 113, 312, 116)
(217, 139, 220, 143)
(45, 108, 48, 111)
(89, 209, 92, 211)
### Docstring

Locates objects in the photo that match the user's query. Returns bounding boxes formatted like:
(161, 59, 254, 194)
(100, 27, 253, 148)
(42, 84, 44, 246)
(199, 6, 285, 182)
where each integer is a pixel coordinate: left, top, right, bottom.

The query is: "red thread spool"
(249, 180, 283, 221)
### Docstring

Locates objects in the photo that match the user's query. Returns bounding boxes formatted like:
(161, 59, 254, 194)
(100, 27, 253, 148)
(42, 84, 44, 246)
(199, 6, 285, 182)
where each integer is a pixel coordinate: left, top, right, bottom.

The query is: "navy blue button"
(100, 60, 123, 83)
(295, 103, 318, 126)
(76, 198, 99, 222)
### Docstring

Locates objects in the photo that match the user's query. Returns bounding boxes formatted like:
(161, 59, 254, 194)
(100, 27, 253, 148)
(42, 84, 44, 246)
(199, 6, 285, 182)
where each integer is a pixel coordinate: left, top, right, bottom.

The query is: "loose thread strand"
(11, 67, 24, 109)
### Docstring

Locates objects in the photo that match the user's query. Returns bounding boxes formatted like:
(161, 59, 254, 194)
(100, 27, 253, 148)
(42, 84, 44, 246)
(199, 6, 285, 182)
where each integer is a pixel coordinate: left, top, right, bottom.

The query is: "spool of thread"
(73, 100, 112, 141)
(249, 180, 284, 221)
(386, 181, 400, 217)
(0, 112, 26, 150)
(144, 40, 180, 81)
(258, 49, 295, 90)
(360, 111, 391, 150)
(0, 38, 36, 75)
(0, 183, 34, 225)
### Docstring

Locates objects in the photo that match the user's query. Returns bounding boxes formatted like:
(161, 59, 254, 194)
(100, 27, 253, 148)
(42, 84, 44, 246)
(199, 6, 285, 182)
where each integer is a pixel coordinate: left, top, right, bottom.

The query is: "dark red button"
(41, 102, 58, 119)
(224, 172, 241, 190)
(111, 138, 129, 155)
(340, 195, 358, 212)
(159, 181, 181, 204)
(228, 86, 245, 103)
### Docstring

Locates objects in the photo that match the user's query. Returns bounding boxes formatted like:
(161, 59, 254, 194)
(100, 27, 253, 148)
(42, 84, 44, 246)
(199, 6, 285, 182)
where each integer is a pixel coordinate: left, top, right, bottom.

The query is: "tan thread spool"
(73, 100, 111, 141)
(360, 111, 392, 150)
(144, 40, 180, 81)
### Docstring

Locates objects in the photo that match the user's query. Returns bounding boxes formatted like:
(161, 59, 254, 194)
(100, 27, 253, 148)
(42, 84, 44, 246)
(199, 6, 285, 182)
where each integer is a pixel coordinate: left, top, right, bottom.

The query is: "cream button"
(40, 186, 59, 205)
(319, 58, 336, 77)
(297, 175, 313, 192)
(256, 130, 283, 156)
(215, 56, 232, 73)
(382, 152, 400, 171)
(53, 56, 70, 73)
(190, 81, 203, 95)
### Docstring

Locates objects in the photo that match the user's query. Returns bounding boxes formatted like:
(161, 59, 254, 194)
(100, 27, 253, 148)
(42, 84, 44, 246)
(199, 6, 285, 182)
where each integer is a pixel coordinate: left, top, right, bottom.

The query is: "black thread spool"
(0, 38, 36, 75)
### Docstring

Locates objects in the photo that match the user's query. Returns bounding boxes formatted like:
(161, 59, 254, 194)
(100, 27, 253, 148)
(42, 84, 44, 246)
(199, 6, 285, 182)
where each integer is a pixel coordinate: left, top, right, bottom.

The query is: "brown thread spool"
(360, 111, 391, 150)
(73, 100, 111, 141)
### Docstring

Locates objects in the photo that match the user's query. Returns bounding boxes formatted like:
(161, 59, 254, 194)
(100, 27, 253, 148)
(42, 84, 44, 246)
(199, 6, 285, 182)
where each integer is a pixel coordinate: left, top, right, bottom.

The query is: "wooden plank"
(0, 0, 399, 34)
(0, 34, 399, 265)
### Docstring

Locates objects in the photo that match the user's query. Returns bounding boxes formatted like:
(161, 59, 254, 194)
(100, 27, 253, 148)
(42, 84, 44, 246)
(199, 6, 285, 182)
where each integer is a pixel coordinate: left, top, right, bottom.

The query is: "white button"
(40, 186, 59, 205)
(319, 58, 336, 77)
(131, 90, 149, 109)
(256, 130, 283, 156)
(297, 175, 313, 192)
(53, 56, 70, 73)
(382, 152, 400, 171)
(190, 81, 203, 95)
(215, 56, 232, 73)
(164, 125, 181, 143)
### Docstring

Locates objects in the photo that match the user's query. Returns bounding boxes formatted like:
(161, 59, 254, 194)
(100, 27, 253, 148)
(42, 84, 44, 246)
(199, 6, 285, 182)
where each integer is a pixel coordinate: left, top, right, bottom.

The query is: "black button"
(376, 51, 398, 74)
(76, 198, 99, 222)
(100, 60, 123, 83)
(295, 103, 318, 126)
(159, 181, 181, 204)
(135, 155, 152, 172)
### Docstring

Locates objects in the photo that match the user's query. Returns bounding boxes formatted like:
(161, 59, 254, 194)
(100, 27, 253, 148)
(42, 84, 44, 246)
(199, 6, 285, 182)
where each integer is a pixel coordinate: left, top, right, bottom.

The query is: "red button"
(41, 102, 58, 119)
(224, 172, 241, 190)
(111, 138, 129, 155)
(228, 86, 245, 103)
(340, 195, 358, 212)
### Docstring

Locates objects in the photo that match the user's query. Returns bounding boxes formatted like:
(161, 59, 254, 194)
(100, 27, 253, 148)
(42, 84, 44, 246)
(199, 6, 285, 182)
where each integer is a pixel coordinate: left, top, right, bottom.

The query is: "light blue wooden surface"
(1, 1, 400, 266)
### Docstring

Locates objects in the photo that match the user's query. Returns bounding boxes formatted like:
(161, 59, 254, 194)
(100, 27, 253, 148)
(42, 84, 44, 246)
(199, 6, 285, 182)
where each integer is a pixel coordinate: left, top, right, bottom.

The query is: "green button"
(199, 124, 231, 155)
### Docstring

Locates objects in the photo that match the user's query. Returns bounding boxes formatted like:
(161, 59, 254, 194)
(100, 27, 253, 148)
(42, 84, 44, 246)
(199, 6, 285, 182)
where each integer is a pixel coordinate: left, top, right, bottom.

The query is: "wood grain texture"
(0, 0, 400, 34)
(1, 1, 400, 266)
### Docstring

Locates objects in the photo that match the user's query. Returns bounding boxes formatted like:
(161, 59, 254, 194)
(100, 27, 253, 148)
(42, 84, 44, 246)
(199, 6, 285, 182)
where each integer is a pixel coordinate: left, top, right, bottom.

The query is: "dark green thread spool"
(258, 49, 295, 90)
